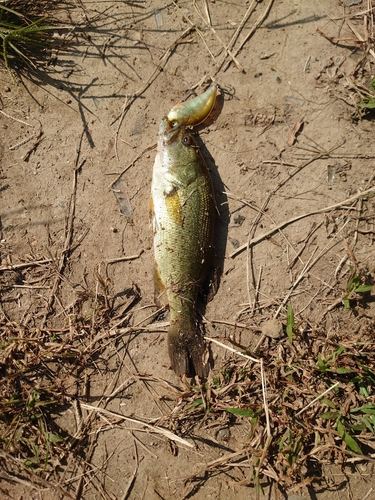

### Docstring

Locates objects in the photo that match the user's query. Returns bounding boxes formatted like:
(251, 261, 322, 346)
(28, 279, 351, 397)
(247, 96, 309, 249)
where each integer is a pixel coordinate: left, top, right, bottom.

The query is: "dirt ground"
(1, 0, 375, 498)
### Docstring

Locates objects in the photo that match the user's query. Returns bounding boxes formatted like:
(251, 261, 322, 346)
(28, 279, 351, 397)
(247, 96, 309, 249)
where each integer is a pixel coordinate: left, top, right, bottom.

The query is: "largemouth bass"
(151, 86, 217, 377)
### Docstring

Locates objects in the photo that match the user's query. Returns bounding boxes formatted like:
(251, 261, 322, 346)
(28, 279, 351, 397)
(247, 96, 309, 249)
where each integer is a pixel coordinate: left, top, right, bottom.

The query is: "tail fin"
(168, 319, 209, 377)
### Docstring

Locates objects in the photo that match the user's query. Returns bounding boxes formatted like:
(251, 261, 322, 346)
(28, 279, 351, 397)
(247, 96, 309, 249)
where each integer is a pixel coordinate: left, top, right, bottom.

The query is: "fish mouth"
(158, 116, 185, 145)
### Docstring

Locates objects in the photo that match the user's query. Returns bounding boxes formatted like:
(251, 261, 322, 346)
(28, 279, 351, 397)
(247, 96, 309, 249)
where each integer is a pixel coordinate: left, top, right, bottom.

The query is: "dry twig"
(80, 403, 194, 448)
(231, 185, 375, 258)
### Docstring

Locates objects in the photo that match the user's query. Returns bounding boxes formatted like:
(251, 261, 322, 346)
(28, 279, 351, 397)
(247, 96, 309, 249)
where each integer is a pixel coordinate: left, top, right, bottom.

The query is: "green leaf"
(187, 398, 203, 411)
(336, 367, 356, 374)
(24, 459, 39, 467)
(336, 419, 345, 438)
(362, 417, 375, 433)
(342, 296, 351, 309)
(359, 386, 370, 397)
(346, 419, 363, 432)
(286, 304, 294, 343)
(212, 377, 221, 388)
(48, 433, 64, 443)
(358, 98, 375, 109)
(320, 411, 340, 420)
(362, 404, 375, 414)
(336, 419, 363, 454)
(354, 284, 373, 293)
(279, 429, 290, 450)
(321, 397, 337, 409)
(29, 413, 42, 421)
(250, 416, 259, 426)
(317, 355, 328, 372)
(30, 441, 39, 459)
(352, 274, 360, 288)
(343, 431, 363, 454)
(225, 408, 256, 417)
(350, 404, 375, 415)
(334, 346, 345, 357)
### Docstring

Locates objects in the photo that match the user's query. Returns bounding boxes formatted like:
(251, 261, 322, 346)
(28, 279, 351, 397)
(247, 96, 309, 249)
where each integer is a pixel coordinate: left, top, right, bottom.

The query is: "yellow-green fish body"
(151, 87, 217, 377)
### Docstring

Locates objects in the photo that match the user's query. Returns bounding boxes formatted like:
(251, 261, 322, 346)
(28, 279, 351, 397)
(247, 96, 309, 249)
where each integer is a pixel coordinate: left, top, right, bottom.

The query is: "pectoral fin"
(165, 190, 183, 226)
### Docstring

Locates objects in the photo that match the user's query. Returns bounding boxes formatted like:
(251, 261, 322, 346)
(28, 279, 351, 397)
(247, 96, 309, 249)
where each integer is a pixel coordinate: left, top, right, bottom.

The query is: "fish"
(151, 86, 217, 377)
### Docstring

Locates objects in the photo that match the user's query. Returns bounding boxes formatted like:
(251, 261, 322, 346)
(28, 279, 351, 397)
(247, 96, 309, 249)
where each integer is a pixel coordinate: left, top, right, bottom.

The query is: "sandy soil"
(1, 0, 375, 498)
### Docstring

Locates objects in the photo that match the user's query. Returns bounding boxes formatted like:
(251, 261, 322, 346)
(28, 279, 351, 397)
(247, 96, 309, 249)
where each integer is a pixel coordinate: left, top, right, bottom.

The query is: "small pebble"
(261, 318, 283, 339)
(217, 427, 230, 441)
(233, 213, 245, 226)
(229, 238, 239, 249)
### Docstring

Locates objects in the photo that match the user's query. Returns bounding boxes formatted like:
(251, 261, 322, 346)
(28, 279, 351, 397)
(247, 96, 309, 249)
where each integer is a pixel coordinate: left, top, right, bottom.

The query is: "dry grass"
(165, 315, 375, 494)
(2, 205, 374, 497)
(0, 261, 142, 494)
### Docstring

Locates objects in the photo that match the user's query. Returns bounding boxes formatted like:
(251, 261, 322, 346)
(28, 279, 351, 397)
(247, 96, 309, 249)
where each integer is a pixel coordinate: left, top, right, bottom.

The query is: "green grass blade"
(336, 419, 363, 454)
(225, 408, 256, 417)
(286, 304, 294, 343)
(0, 4, 27, 19)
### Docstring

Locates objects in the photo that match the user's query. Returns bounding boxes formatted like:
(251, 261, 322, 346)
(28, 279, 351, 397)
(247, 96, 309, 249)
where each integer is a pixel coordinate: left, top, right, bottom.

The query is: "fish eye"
(171, 120, 178, 128)
(183, 136, 192, 146)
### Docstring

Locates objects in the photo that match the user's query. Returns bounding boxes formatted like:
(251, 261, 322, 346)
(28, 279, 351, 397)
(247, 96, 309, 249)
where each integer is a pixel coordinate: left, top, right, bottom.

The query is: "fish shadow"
(195, 130, 229, 373)
(199, 89, 228, 282)
(197, 134, 228, 290)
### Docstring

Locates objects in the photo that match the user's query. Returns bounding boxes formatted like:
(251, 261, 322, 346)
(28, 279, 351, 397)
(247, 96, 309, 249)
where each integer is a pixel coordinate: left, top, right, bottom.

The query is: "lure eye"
(182, 136, 192, 146)
(171, 120, 178, 128)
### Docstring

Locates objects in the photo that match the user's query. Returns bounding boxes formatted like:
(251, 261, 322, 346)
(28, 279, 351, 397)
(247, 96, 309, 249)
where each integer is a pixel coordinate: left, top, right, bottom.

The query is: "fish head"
(157, 117, 202, 189)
